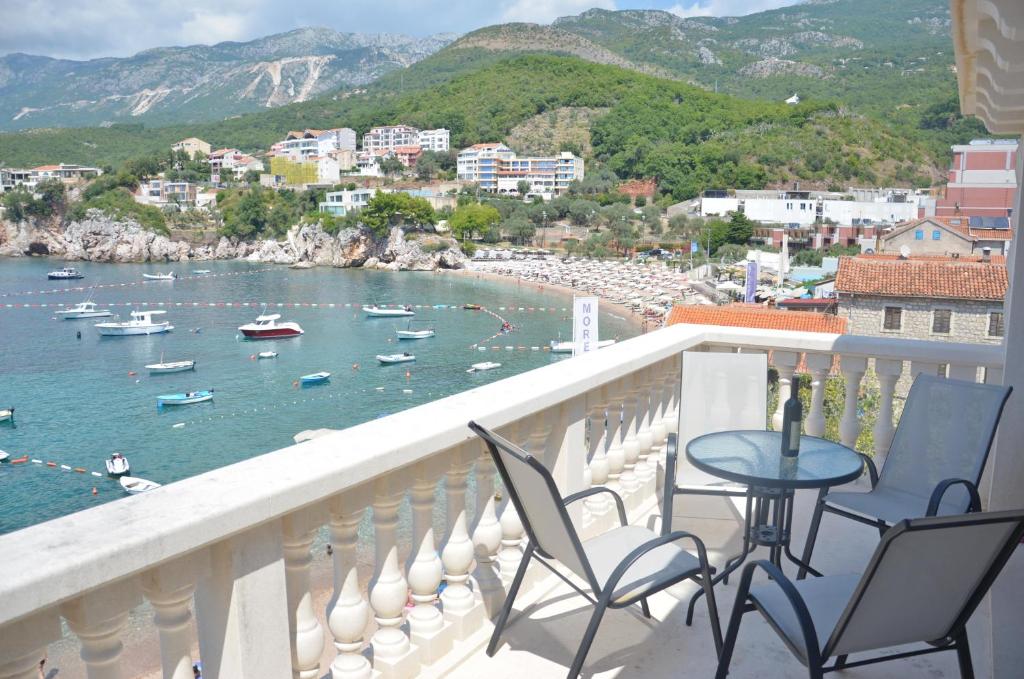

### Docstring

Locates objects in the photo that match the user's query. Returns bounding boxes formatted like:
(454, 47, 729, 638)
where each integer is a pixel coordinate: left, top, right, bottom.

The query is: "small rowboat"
(364, 305, 415, 318)
(258, 351, 278, 359)
(467, 362, 501, 373)
(120, 476, 161, 494)
(0, 450, 8, 463)
(143, 272, 176, 280)
(145, 359, 195, 374)
(397, 329, 435, 339)
(0, 407, 13, 423)
(377, 353, 415, 365)
(463, 303, 482, 310)
(300, 372, 331, 384)
(157, 390, 214, 406)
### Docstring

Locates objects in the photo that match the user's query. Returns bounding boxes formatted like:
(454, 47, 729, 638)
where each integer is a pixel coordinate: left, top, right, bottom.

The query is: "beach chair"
(469, 421, 722, 679)
(716, 509, 1024, 678)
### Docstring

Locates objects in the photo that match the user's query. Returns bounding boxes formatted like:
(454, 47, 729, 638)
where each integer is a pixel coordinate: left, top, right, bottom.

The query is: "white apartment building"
(456, 143, 584, 196)
(699, 188, 927, 227)
(208, 149, 264, 181)
(135, 179, 198, 209)
(1, 164, 103, 193)
(318, 188, 376, 216)
(362, 125, 420, 153)
(417, 128, 450, 152)
(277, 129, 356, 162)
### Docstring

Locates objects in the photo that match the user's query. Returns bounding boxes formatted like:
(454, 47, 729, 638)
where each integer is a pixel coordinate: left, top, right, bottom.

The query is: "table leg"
(781, 489, 824, 577)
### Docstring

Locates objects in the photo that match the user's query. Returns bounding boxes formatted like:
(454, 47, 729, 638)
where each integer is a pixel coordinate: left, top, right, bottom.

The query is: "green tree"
(449, 203, 501, 241)
(360, 191, 436, 237)
(416, 152, 441, 181)
(379, 156, 406, 177)
(516, 180, 532, 196)
(568, 199, 601, 226)
(227, 189, 268, 238)
(725, 212, 756, 246)
(506, 216, 537, 245)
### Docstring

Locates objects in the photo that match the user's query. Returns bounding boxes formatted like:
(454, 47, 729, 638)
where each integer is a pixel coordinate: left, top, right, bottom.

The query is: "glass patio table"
(682, 430, 864, 624)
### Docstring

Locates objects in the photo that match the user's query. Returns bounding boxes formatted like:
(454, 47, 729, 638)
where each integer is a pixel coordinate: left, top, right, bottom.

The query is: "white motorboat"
(105, 453, 130, 477)
(549, 339, 616, 354)
(48, 267, 84, 280)
(364, 305, 415, 318)
(57, 300, 113, 319)
(120, 476, 161, 494)
(192, 269, 212, 274)
(396, 329, 435, 339)
(238, 313, 303, 339)
(96, 310, 173, 336)
(0, 407, 13, 423)
(143, 272, 177, 281)
(467, 362, 501, 373)
(0, 450, 8, 463)
(158, 390, 214, 406)
(257, 351, 278, 359)
(145, 358, 195, 374)
(377, 353, 416, 365)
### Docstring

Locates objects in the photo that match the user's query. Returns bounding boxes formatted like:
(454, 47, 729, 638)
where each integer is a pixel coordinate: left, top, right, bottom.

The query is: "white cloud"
(500, 0, 617, 25)
(667, 0, 800, 19)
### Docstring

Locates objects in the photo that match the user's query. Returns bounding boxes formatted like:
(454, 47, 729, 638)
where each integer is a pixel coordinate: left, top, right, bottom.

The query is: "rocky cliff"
(0, 211, 467, 270)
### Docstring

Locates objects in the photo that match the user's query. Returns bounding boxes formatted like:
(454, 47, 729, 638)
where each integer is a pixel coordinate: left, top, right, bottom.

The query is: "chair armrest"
(662, 433, 679, 535)
(563, 487, 627, 526)
(927, 478, 981, 516)
(733, 560, 824, 665)
(858, 453, 879, 488)
(601, 530, 714, 601)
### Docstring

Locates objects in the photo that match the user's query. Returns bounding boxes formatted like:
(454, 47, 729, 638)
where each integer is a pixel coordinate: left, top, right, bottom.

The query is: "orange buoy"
(405, 370, 411, 379)
(250, 354, 257, 360)
(74, 467, 86, 473)
(128, 371, 137, 376)
(46, 461, 56, 467)
(92, 487, 98, 495)
(11, 455, 28, 464)
(292, 380, 299, 388)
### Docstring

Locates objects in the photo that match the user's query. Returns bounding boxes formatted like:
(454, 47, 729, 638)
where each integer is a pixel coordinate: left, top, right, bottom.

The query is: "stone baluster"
(771, 352, 801, 430)
(141, 555, 208, 679)
(665, 355, 681, 439)
(634, 367, 658, 495)
(496, 422, 527, 588)
(61, 584, 142, 679)
(283, 507, 327, 679)
(406, 458, 453, 664)
(619, 375, 643, 510)
(441, 443, 485, 639)
(327, 490, 373, 679)
(839, 356, 868, 449)
(650, 367, 671, 458)
(804, 353, 832, 438)
(584, 386, 612, 520)
(873, 359, 904, 466)
(369, 477, 420, 679)
(471, 445, 505, 614)
(0, 611, 61, 679)
(605, 380, 627, 496)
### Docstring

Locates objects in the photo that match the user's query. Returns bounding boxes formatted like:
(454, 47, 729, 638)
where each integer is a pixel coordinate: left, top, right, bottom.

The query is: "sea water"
(0, 258, 637, 535)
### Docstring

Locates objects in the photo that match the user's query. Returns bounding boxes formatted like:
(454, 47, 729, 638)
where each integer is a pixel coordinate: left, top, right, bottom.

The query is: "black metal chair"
(717, 509, 1024, 679)
(469, 420, 723, 679)
(798, 374, 1012, 579)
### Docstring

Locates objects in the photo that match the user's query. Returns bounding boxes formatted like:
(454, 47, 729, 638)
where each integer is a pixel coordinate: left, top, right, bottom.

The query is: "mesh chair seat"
(825, 487, 963, 526)
(748, 574, 860, 661)
(581, 525, 703, 603)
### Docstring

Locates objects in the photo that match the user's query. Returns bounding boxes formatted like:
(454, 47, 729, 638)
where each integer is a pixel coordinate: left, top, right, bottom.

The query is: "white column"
(496, 421, 527, 588)
(651, 368, 671, 456)
(471, 446, 504, 615)
(369, 476, 420, 679)
(805, 353, 832, 438)
(327, 490, 373, 679)
(771, 351, 801, 431)
(282, 508, 327, 679)
(548, 396, 588, 524)
(440, 443, 485, 639)
(584, 386, 611, 519)
(605, 381, 627, 496)
(664, 355, 681, 439)
(872, 359, 903, 465)
(838, 355, 868, 449)
(619, 375, 642, 509)
(141, 555, 208, 679)
(61, 583, 142, 679)
(406, 458, 453, 664)
(634, 368, 658, 497)
(0, 611, 61, 679)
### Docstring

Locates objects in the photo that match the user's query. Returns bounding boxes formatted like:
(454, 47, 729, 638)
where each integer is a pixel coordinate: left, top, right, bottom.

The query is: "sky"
(0, 0, 801, 61)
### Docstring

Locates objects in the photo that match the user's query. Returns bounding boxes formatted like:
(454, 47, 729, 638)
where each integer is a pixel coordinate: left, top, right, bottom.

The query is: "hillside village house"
(318, 188, 375, 216)
(135, 179, 199, 209)
(1, 164, 103, 193)
(207, 148, 263, 181)
(835, 255, 1007, 347)
(879, 215, 1013, 256)
(170, 137, 211, 159)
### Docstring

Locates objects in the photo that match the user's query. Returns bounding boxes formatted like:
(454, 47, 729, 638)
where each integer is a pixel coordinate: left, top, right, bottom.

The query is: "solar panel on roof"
(970, 216, 1010, 229)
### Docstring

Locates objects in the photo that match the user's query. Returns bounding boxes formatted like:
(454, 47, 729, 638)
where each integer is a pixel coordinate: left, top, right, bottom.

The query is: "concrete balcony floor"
(450, 482, 968, 679)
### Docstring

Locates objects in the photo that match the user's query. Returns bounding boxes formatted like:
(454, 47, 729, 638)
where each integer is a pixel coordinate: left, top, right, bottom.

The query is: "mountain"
(0, 27, 456, 131)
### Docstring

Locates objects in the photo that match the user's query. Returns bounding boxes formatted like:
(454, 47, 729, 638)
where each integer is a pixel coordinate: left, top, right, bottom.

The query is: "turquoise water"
(0, 259, 637, 535)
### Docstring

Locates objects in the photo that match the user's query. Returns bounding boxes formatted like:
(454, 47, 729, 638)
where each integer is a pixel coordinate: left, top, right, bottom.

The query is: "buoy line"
(0, 268, 273, 298)
(1, 300, 571, 313)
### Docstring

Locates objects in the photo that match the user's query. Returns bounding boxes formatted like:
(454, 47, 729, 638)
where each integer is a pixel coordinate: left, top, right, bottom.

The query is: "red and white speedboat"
(238, 313, 303, 340)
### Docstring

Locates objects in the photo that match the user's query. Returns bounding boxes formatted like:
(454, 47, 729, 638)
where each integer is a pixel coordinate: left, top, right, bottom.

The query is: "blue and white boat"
(300, 372, 331, 384)
(157, 390, 214, 406)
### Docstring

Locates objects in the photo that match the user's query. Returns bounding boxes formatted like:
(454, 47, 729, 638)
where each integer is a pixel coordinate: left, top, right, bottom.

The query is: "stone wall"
(840, 294, 1003, 345)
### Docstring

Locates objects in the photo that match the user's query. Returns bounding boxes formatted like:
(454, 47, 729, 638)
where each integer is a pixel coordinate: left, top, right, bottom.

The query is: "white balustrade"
(369, 477, 419, 679)
(873, 359, 904, 465)
(407, 458, 453, 664)
(771, 351, 801, 431)
(440, 444, 485, 639)
(61, 584, 141, 679)
(141, 555, 207, 679)
(327, 491, 373, 679)
(283, 508, 327, 679)
(805, 353, 833, 438)
(0, 611, 60, 679)
(839, 355, 868, 449)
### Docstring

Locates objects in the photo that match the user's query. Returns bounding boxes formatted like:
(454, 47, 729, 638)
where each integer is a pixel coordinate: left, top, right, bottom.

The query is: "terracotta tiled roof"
(835, 256, 1007, 300)
(32, 165, 60, 171)
(666, 303, 847, 334)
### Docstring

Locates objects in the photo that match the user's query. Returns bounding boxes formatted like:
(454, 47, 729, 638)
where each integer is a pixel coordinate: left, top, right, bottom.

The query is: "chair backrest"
(876, 375, 1011, 512)
(678, 351, 769, 445)
(824, 509, 1024, 658)
(468, 421, 595, 586)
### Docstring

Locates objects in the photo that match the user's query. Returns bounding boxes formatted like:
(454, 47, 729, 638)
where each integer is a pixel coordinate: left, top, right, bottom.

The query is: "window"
(989, 311, 1005, 337)
(932, 309, 951, 334)
(932, 230, 941, 240)
(914, 230, 924, 240)
(883, 306, 902, 331)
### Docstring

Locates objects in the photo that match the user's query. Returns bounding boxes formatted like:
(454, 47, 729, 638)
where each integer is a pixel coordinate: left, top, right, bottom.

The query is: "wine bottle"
(780, 375, 803, 457)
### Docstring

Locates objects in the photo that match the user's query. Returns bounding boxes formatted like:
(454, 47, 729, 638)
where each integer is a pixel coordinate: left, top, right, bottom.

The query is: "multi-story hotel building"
(362, 125, 420, 154)
(934, 139, 1018, 219)
(417, 128, 450, 152)
(276, 129, 356, 162)
(456, 143, 584, 196)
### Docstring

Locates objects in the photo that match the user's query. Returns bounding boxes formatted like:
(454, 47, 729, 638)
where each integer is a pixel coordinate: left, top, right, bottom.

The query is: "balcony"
(0, 325, 1009, 679)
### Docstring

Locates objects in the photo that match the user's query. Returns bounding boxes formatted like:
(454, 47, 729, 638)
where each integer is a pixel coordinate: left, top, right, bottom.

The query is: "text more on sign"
(573, 296, 599, 357)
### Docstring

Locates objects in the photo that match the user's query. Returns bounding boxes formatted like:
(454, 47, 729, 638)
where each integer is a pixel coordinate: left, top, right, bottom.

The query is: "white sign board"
(573, 296, 599, 357)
